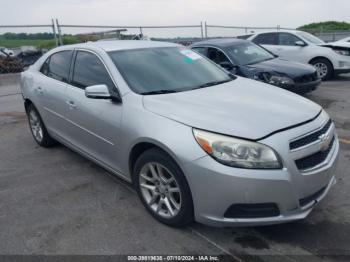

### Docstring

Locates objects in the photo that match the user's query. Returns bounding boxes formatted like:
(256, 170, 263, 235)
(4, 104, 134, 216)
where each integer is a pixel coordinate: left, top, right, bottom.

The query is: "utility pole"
(56, 18, 63, 45)
(51, 19, 58, 47)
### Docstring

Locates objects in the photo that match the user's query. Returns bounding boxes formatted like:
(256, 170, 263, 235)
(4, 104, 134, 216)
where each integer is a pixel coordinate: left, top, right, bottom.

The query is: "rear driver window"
(192, 47, 207, 56)
(40, 51, 73, 83)
(72, 51, 115, 90)
(252, 33, 278, 45)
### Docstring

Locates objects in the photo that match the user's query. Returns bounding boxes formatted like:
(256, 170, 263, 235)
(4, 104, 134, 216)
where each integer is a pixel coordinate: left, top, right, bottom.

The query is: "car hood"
(143, 77, 321, 140)
(319, 42, 350, 48)
(240, 58, 316, 79)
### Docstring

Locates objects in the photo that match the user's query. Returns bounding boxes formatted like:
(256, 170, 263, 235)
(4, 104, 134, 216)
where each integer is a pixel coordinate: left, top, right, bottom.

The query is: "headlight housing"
(193, 129, 282, 169)
(333, 49, 350, 56)
(258, 72, 294, 86)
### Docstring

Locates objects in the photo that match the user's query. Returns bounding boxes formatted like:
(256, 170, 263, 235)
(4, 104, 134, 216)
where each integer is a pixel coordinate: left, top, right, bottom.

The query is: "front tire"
(133, 148, 194, 227)
(26, 104, 56, 147)
(310, 58, 333, 81)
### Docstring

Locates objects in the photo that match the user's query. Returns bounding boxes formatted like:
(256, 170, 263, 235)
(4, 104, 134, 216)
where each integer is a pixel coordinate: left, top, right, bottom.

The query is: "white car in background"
(328, 36, 350, 48)
(336, 36, 350, 43)
(244, 30, 350, 80)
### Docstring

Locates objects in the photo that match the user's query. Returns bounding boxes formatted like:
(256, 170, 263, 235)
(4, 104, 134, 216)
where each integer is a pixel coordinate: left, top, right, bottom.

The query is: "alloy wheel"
(29, 109, 43, 142)
(314, 62, 328, 79)
(139, 162, 181, 218)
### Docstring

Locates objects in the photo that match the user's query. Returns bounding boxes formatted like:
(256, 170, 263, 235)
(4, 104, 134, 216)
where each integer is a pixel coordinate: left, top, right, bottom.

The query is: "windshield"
(108, 47, 232, 94)
(297, 31, 324, 44)
(226, 42, 275, 65)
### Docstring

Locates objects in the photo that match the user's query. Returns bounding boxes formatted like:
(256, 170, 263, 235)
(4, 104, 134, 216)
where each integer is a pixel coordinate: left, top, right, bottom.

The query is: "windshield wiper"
(245, 57, 274, 65)
(140, 89, 179, 95)
(141, 79, 233, 95)
(192, 79, 233, 90)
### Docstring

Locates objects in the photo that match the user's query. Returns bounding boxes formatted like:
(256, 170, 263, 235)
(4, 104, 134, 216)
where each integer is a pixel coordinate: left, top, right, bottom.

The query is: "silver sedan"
(21, 40, 339, 227)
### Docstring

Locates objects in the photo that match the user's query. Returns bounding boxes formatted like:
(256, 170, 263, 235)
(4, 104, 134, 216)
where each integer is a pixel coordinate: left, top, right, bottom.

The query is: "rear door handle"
(66, 100, 77, 109)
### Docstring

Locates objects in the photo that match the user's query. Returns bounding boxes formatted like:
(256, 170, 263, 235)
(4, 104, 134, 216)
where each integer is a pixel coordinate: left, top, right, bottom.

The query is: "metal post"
(200, 22, 204, 39)
(204, 22, 208, 38)
(56, 18, 63, 46)
(139, 26, 143, 36)
(277, 25, 280, 31)
(51, 19, 58, 47)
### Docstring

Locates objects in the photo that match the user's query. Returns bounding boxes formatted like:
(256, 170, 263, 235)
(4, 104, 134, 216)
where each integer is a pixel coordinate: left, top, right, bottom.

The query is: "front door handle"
(66, 100, 77, 109)
(36, 86, 43, 94)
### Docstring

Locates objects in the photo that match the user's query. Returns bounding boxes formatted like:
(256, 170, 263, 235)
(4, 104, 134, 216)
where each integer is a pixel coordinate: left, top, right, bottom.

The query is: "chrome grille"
(295, 136, 335, 170)
(290, 119, 332, 150)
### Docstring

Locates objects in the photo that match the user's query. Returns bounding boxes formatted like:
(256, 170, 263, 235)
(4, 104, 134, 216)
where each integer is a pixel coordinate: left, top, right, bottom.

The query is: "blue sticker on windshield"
(184, 57, 193, 63)
(180, 50, 202, 64)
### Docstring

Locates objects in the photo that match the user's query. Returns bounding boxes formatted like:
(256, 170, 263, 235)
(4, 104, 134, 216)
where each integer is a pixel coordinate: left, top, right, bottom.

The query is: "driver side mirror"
(219, 61, 233, 70)
(219, 61, 237, 73)
(295, 41, 307, 47)
(85, 84, 111, 99)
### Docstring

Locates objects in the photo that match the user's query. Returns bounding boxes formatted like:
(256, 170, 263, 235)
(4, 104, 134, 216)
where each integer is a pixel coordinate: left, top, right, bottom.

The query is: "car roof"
(63, 40, 180, 52)
(251, 30, 300, 35)
(191, 38, 249, 48)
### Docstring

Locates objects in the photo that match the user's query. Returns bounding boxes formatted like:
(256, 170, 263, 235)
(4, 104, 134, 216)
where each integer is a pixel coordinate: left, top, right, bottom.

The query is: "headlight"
(193, 129, 282, 169)
(258, 73, 294, 86)
(333, 49, 350, 56)
(268, 75, 294, 86)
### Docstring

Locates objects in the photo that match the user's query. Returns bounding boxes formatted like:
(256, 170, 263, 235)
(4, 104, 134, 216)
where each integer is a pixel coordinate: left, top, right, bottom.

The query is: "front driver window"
(72, 51, 115, 90)
(252, 33, 278, 45)
(278, 33, 302, 46)
(192, 47, 207, 56)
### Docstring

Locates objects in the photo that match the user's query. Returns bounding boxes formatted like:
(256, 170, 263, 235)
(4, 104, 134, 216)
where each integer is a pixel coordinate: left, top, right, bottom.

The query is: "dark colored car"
(191, 38, 321, 94)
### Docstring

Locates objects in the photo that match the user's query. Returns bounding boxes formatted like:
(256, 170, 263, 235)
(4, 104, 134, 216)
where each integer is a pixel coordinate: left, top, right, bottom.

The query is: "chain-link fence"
(0, 19, 58, 73)
(203, 23, 295, 38)
(2, 19, 350, 75)
(303, 29, 350, 42)
(0, 19, 58, 49)
(55, 20, 204, 44)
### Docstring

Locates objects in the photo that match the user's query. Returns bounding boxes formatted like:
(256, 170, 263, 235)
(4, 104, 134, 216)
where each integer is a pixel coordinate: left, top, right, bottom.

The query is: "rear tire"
(26, 104, 56, 147)
(133, 148, 194, 227)
(310, 58, 333, 81)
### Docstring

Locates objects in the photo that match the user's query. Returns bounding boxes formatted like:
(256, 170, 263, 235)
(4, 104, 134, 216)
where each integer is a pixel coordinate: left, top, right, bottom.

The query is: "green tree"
(298, 21, 350, 31)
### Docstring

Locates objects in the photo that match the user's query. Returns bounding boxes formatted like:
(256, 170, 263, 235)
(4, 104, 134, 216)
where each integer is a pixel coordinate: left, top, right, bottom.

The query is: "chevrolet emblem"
(319, 134, 331, 152)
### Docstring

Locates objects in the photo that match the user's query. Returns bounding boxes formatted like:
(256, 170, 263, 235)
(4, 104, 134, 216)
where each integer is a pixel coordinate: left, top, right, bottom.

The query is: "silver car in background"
(21, 41, 339, 227)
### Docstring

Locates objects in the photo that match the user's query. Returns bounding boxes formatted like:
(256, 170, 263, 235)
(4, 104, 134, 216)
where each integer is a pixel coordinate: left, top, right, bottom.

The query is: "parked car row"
(21, 40, 339, 227)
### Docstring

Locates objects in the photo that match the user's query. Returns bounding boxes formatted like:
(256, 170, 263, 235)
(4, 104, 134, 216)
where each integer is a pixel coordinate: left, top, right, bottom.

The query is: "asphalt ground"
(0, 73, 349, 262)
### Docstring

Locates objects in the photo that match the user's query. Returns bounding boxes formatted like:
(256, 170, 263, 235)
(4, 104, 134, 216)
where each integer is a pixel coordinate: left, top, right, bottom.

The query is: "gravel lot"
(0, 73, 349, 261)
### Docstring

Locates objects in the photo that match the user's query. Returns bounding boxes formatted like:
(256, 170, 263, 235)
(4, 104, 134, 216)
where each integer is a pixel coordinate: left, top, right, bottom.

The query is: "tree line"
(298, 21, 350, 31)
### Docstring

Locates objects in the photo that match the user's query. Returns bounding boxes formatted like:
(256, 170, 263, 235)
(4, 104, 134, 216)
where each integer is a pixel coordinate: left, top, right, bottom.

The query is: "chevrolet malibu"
(21, 41, 339, 227)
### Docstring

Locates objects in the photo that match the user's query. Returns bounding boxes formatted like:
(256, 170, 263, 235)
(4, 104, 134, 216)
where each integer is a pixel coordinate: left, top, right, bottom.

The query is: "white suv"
(245, 30, 350, 80)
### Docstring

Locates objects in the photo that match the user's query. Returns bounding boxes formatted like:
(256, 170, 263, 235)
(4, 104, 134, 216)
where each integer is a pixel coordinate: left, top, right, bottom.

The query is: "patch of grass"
(0, 39, 52, 48)
(0, 36, 80, 49)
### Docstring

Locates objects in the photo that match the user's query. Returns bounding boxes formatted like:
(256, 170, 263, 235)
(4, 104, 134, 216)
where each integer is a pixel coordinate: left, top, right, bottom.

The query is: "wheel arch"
(24, 98, 34, 112)
(128, 139, 184, 185)
(309, 56, 334, 69)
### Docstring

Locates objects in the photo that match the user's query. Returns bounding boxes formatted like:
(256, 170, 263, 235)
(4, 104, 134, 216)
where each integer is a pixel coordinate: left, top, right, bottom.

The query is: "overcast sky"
(0, 0, 349, 37)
